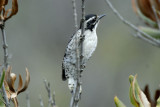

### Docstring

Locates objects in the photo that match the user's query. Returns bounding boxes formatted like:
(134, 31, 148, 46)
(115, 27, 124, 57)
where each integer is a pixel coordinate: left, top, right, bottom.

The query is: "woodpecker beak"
(97, 14, 106, 21)
(95, 14, 106, 24)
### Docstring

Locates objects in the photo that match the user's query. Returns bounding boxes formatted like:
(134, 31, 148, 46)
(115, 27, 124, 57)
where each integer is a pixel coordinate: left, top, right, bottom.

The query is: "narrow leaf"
(140, 91, 151, 107)
(5, 66, 16, 92)
(17, 75, 23, 92)
(114, 96, 126, 107)
(18, 68, 30, 94)
(136, 0, 156, 21)
(137, 9, 157, 27)
(129, 75, 151, 107)
(0, 0, 8, 13)
(129, 75, 139, 107)
(5, 0, 18, 21)
(156, 97, 160, 107)
(139, 26, 160, 39)
(0, 69, 5, 88)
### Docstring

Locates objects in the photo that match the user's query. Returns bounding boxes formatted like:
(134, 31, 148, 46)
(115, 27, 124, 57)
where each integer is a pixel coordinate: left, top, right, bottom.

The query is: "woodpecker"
(62, 14, 105, 92)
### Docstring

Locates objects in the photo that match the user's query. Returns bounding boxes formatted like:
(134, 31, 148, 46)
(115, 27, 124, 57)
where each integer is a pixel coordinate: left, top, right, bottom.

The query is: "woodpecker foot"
(79, 85, 82, 99)
(80, 55, 84, 59)
(80, 64, 85, 72)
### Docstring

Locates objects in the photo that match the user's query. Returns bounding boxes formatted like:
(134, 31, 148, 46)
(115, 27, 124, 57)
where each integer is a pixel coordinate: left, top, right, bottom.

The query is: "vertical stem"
(80, 0, 85, 62)
(39, 95, 44, 107)
(72, 0, 78, 31)
(0, 21, 10, 107)
(43, 79, 56, 107)
(70, 93, 74, 107)
(71, 0, 85, 107)
(2, 84, 9, 106)
(26, 92, 30, 107)
(43, 79, 51, 107)
(1, 26, 9, 68)
(70, 0, 80, 107)
(52, 91, 56, 107)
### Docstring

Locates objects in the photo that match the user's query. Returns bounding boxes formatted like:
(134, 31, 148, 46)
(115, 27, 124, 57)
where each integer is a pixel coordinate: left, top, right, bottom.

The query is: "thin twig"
(0, 21, 10, 107)
(71, 0, 85, 107)
(70, 0, 80, 106)
(132, 33, 158, 46)
(72, 0, 78, 31)
(105, 0, 160, 47)
(43, 79, 56, 107)
(39, 95, 44, 107)
(52, 91, 56, 107)
(1, 26, 9, 68)
(26, 92, 30, 107)
(44, 79, 51, 107)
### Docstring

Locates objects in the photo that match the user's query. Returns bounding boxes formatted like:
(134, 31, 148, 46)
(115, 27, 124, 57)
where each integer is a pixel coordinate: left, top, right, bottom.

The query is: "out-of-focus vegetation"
(115, 75, 160, 107)
(0, 0, 160, 106)
(132, 0, 160, 39)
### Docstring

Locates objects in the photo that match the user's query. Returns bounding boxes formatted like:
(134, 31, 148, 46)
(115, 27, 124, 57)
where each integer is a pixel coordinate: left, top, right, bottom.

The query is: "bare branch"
(105, 0, 160, 47)
(132, 33, 158, 46)
(70, 0, 85, 107)
(0, 20, 10, 107)
(43, 79, 56, 107)
(71, 0, 78, 31)
(70, 0, 80, 106)
(39, 95, 44, 107)
(26, 92, 30, 107)
(1, 25, 9, 69)
(52, 91, 56, 107)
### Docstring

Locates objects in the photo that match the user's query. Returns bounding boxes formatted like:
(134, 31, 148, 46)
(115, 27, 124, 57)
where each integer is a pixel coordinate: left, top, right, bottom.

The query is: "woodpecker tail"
(62, 68, 67, 81)
(68, 78, 75, 93)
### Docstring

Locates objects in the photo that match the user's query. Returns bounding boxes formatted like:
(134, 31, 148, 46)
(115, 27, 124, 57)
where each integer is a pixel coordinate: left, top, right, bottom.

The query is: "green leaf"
(139, 26, 160, 39)
(129, 75, 139, 107)
(114, 96, 126, 107)
(0, 93, 5, 107)
(129, 75, 151, 107)
(156, 97, 160, 107)
(0, 70, 5, 88)
(137, 9, 157, 28)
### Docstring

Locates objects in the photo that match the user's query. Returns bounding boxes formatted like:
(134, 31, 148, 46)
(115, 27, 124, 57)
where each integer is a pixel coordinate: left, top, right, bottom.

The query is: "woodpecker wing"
(62, 29, 81, 81)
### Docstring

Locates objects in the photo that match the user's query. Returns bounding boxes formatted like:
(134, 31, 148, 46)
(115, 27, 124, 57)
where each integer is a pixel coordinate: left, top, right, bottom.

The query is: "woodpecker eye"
(84, 15, 98, 30)
(91, 18, 96, 23)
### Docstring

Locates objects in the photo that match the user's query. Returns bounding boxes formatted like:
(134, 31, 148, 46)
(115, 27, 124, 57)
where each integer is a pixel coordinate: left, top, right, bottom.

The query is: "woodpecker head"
(80, 14, 106, 31)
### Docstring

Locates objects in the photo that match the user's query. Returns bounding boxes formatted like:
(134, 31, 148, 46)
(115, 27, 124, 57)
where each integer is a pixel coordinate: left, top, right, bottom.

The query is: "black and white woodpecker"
(62, 14, 105, 92)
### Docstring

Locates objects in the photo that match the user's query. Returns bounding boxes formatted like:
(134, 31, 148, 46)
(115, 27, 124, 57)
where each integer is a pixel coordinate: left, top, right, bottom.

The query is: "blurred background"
(0, 0, 160, 106)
